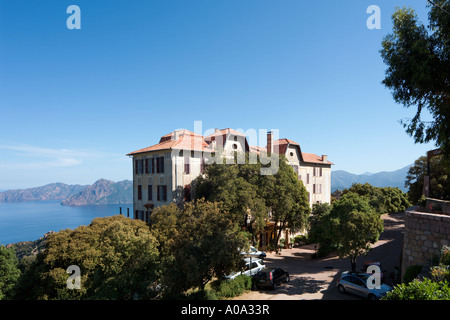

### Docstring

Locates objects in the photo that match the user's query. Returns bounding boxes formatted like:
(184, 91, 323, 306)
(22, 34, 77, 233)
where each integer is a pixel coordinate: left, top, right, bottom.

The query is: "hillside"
(61, 179, 132, 205)
(0, 183, 87, 203)
(331, 164, 412, 192)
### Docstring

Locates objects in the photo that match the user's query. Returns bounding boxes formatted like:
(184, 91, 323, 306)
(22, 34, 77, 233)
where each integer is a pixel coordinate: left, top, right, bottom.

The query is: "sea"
(0, 201, 134, 245)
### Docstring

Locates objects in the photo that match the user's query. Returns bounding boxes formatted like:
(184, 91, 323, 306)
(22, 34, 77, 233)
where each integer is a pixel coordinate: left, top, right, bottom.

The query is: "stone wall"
(402, 208, 450, 276)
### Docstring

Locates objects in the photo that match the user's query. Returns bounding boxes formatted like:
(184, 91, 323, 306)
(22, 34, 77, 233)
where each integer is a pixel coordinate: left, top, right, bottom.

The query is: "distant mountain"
(331, 164, 412, 192)
(61, 179, 132, 206)
(0, 183, 87, 203)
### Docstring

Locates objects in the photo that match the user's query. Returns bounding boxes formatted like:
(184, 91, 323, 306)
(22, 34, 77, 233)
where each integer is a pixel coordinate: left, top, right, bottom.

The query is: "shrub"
(403, 265, 423, 284)
(184, 289, 218, 300)
(417, 195, 427, 207)
(440, 245, 450, 266)
(382, 278, 450, 300)
(214, 275, 252, 299)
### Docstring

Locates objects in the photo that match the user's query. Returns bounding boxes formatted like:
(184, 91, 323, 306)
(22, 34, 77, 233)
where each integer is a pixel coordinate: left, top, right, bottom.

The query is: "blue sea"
(0, 201, 133, 245)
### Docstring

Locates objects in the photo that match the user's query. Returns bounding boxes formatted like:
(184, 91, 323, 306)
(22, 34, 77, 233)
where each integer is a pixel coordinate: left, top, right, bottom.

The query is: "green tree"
(308, 203, 334, 257)
(342, 183, 410, 214)
(328, 193, 384, 272)
(380, 2, 450, 160)
(14, 216, 160, 300)
(255, 155, 310, 253)
(0, 245, 21, 300)
(405, 155, 450, 203)
(151, 200, 248, 297)
(194, 153, 267, 242)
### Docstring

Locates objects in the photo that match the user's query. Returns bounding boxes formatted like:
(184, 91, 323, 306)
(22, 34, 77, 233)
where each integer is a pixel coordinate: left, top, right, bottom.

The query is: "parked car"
(337, 271, 392, 300)
(241, 246, 267, 260)
(225, 258, 265, 280)
(253, 267, 290, 290)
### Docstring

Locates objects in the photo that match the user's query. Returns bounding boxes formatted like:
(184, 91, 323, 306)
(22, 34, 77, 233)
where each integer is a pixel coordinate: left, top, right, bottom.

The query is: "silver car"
(337, 271, 393, 300)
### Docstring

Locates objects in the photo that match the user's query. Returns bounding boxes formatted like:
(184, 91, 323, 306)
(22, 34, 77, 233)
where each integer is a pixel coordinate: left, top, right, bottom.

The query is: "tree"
(194, 153, 268, 242)
(380, 2, 450, 160)
(341, 183, 410, 214)
(150, 200, 248, 297)
(0, 245, 21, 300)
(14, 216, 160, 300)
(405, 155, 450, 203)
(308, 203, 334, 257)
(260, 155, 310, 253)
(195, 153, 310, 253)
(328, 193, 384, 272)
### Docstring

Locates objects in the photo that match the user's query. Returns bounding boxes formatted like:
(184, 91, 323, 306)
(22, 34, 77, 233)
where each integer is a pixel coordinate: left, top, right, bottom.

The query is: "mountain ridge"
(0, 182, 88, 203)
(0, 179, 132, 205)
(331, 164, 412, 192)
(61, 179, 132, 206)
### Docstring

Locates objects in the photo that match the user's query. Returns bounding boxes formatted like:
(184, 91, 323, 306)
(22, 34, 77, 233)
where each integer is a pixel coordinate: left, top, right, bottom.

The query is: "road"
(233, 212, 404, 300)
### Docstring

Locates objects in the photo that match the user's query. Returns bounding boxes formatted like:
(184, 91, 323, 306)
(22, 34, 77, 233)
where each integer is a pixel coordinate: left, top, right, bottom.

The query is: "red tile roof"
(301, 152, 334, 165)
(127, 130, 212, 155)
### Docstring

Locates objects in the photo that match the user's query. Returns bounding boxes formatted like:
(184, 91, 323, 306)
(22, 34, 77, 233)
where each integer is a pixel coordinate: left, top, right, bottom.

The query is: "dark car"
(254, 267, 290, 290)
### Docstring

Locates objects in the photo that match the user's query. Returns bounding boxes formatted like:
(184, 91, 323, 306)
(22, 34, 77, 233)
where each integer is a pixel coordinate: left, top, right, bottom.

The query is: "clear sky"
(0, 0, 437, 189)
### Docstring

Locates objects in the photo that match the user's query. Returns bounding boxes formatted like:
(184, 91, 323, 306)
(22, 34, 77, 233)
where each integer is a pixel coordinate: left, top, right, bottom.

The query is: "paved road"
(233, 212, 404, 300)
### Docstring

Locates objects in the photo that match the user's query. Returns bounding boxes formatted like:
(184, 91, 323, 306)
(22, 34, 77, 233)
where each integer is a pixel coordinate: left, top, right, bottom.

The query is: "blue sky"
(0, 0, 436, 189)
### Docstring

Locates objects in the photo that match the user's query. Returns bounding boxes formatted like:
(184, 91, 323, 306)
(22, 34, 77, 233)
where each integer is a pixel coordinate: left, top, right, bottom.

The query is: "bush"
(213, 275, 252, 299)
(183, 289, 218, 300)
(382, 278, 450, 300)
(403, 265, 423, 283)
(440, 246, 450, 266)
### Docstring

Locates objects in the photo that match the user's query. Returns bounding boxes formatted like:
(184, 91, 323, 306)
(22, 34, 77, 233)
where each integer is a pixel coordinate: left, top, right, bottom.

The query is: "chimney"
(322, 155, 327, 162)
(267, 131, 273, 156)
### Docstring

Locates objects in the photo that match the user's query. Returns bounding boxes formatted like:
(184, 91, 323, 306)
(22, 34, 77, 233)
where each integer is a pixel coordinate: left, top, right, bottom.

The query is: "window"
(135, 159, 144, 175)
(157, 185, 167, 202)
(145, 159, 150, 174)
(319, 167, 323, 177)
(307, 173, 310, 184)
(232, 143, 238, 150)
(148, 185, 152, 201)
(313, 184, 322, 194)
(184, 156, 190, 174)
(137, 185, 142, 200)
(156, 157, 164, 173)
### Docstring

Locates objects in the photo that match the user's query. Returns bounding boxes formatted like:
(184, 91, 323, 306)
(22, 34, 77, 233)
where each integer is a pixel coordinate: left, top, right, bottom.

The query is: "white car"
(241, 246, 267, 260)
(225, 258, 265, 280)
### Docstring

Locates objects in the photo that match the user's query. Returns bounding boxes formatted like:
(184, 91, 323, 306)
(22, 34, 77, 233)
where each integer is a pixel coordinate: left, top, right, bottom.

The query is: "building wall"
(402, 208, 450, 276)
(283, 144, 332, 206)
(132, 151, 173, 216)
